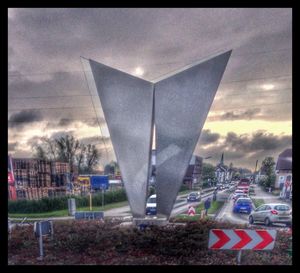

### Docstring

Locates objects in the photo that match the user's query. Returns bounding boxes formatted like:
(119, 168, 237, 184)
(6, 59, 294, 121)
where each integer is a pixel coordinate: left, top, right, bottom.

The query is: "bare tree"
(85, 144, 101, 173)
(76, 143, 86, 173)
(32, 134, 101, 174)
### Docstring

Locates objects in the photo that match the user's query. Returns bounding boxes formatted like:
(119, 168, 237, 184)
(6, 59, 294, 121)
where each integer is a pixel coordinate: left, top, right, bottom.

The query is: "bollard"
(37, 223, 44, 261)
(68, 198, 76, 216)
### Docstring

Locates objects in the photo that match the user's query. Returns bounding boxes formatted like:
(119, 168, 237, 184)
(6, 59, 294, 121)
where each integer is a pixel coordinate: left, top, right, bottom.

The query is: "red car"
(237, 186, 249, 194)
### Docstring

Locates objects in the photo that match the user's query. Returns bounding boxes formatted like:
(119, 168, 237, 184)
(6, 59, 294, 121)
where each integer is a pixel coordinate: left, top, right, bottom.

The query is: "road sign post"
(37, 222, 44, 261)
(89, 192, 92, 211)
(237, 250, 242, 265)
(102, 187, 104, 208)
(208, 229, 277, 265)
(34, 221, 53, 261)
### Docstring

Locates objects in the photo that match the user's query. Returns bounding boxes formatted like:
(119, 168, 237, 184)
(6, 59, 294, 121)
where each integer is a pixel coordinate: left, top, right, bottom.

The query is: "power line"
(8, 106, 92, 111)
(8, 87, 292, 100)
(8, 117, 99, 123)
(216, 88, 292, 98)
(8, 101, 292, 118)
(8, 101, 292, 112)
(8, 94, 96, 99)
(221, 75, 291, 85)
(7, 48, 292, 78)
(80, 57, 110, 161)
(211, 101, 292, 111)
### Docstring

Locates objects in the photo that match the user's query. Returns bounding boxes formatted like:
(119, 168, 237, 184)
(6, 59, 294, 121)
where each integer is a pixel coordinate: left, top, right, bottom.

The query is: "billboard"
(77, 176, 90, 186)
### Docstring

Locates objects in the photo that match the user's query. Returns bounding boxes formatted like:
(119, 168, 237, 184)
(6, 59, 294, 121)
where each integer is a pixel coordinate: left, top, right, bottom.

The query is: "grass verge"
(195, 201, 224, 214)
(252, 198, 265, 208)
(175, 201, 224, 221)
(8, 201, 128, 218)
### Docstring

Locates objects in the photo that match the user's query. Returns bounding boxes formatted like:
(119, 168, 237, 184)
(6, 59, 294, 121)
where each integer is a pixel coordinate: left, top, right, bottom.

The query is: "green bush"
(180, 184, 190, 192)
(8, 188, 128, 213)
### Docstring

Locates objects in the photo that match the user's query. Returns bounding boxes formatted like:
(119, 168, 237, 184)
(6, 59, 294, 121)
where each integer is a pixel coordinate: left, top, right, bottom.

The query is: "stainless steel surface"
(154, 51, 232, 218)
(84, 51, 231, 219)
(88, 59, 154, 218)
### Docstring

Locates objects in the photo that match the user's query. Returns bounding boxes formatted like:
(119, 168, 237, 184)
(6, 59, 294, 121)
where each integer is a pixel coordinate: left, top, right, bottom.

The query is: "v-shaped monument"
(82, 51, 232, 220)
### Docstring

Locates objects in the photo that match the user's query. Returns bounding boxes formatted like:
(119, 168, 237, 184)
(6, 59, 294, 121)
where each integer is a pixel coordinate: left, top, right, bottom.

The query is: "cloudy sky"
(8, 8, 292, 170)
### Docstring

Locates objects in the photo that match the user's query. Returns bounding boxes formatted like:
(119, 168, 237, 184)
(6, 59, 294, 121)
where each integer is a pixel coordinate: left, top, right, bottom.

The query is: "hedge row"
(8, 187, 156, 214)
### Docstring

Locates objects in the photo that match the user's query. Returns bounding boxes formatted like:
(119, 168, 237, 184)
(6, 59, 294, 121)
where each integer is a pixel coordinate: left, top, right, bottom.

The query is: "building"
(275, 148, 292, 198)
(183, 155, 203, 187)
(215, 153, 229, 183)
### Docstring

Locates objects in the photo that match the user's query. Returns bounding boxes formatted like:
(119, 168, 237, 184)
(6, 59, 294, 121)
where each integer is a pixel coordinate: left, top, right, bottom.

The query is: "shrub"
(8, 188, 128, 213)
(180, 184, 190, 192)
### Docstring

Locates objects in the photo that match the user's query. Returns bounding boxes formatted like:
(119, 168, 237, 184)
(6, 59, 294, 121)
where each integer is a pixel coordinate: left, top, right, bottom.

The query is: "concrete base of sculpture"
(133, 217, 168, 227)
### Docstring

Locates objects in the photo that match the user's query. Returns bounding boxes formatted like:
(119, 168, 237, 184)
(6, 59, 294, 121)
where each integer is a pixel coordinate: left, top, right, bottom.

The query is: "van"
(146, 194, 157, 215)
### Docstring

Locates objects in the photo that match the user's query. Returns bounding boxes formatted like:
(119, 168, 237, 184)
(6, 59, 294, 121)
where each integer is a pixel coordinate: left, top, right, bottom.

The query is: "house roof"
(216, 164, 227, 172)
(276, 148, 292, 171)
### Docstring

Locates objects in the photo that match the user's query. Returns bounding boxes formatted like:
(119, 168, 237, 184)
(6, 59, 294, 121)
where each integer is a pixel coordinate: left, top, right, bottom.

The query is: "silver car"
(249, 203, 292, 226)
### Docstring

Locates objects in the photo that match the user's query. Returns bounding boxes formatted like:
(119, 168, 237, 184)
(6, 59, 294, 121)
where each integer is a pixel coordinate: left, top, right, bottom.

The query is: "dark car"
(187, 192, 201, 202)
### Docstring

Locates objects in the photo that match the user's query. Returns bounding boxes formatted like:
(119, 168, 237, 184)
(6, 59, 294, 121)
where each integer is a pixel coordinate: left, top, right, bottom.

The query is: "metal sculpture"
(83, 51, 231, 219)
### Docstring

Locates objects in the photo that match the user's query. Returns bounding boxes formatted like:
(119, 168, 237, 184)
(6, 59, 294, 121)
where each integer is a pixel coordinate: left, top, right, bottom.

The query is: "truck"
(238, 178, 250, 186)
(90, 175, 109, 190)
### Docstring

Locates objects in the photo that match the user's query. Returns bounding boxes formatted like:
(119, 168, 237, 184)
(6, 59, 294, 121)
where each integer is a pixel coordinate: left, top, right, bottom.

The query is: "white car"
(232, 190, 248, 202)
(146, 194, 157, 215)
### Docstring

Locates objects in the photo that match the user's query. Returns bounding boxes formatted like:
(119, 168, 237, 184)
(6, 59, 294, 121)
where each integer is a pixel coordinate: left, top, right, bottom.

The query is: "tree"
(33, 137, 58, 161)
(85, 144, 100, 173)
(201, 163, 216, 186)
(76, 143, 86, 174)
(261, 157, 276, 189)
(32, 134, 101, 174)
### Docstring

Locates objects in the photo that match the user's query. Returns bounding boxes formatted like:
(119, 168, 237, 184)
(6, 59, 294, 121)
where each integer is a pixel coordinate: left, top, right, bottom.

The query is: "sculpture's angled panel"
(154, 51, 232, 218)
(88, 59, 154, 218)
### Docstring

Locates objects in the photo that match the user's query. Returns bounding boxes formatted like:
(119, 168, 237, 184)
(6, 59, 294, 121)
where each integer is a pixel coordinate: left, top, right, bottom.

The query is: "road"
(105, 188, 217, 218)
(215, 184, 292, 229)
(9, 188, 218, 223)
(10, 184, 291, 230)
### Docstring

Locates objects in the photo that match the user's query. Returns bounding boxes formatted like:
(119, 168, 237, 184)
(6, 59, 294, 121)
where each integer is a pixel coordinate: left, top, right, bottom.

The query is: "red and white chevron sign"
(208, 229, 277, 250)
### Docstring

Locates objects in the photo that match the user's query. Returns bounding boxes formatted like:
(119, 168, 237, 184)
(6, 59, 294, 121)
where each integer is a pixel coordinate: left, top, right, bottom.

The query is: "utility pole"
(254, 160, 258, 183)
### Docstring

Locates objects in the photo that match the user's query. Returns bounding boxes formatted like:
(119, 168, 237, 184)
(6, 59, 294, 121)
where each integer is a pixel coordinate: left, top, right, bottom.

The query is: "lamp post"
(202, 155, 213, 190)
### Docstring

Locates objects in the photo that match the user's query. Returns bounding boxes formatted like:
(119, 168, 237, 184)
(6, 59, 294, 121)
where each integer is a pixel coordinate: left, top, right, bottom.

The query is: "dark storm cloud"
(26, 136, 41, 146)
(58, 118, 74, 127)
(225, 131, 292, 152)
(208, 108, 261, 121)
(199, 129, 220, 145)
(50, 130, 75, 140)
(196, 130, 292, 169)
(8, 70, 88, 98)
(8, 8, 292, 79)
(45, 119, 74, 129)
(45, 117, 104, 129)
(8, 142, 18, 152)
(8, 110, 43, 128)
(221, 108, 260, 120)
(8, 8, 292, 166)
(79, 136, 110, 145)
